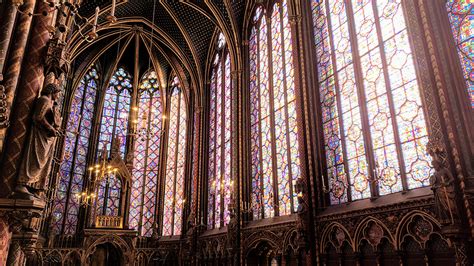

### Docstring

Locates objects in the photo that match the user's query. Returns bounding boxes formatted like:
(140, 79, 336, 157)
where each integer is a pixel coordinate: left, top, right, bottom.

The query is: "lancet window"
(51, 66, 99, 234)
(249, 1, 301, 220)
(129, 70, 163, 236)
(97, 67, 132, 158)
(208, 33, 233, 228)
(162, 75, 187, 236)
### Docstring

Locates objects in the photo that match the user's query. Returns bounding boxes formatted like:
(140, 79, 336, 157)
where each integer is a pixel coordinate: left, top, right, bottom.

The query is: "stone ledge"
(83, 228, 138, 237)
(0, 198, 46, 211)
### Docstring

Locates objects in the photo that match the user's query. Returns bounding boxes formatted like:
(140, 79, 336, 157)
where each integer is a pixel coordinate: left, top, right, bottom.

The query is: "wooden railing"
(95, 215, 123, 228)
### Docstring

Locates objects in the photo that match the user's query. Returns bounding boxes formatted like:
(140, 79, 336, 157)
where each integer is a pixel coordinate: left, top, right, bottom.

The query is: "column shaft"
(0, 0, 35, 153)
(0, 2, 17, 79)
(0, 2, 53, 196)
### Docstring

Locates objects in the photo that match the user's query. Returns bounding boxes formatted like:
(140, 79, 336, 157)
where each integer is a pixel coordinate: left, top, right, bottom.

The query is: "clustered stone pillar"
(5, 240, 22, 266)
(0, 1, 53, 196)
(0, 2, 17, 79)
(0, 0, 35, 153)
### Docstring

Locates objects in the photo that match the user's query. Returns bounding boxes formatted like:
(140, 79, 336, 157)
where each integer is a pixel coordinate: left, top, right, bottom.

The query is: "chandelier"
(12, 0, 119, 42)
(76, 146, 118, 206)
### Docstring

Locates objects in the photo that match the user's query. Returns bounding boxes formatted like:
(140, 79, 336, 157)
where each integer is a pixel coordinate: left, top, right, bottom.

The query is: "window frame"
(311, 0, 432, 205)
(207, 33, 233, 229)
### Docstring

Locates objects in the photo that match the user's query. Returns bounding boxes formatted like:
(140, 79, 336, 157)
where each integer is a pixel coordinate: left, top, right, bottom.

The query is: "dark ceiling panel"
(231, 0, 245, 34)
(168, 2, 215, 70)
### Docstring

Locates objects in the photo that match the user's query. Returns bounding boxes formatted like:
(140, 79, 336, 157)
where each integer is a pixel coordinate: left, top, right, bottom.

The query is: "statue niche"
(427, 139, 460, 226)
(15, 83, 62, 200)
(430, 156, 460, 225)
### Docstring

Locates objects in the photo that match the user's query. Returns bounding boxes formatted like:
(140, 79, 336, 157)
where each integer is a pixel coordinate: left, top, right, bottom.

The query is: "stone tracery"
(0, 0, 472, 265)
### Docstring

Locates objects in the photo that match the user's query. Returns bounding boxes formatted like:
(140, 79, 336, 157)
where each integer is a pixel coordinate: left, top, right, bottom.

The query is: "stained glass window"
(129, 70, 163, 236)
(97, 67, 132, 158)
(51, 66, 99, 234)
(208, 33, 233, 229)
(162, 75, 187, 236)
(94, 174, 122, 216)
(312, 0, 431, 204)
(250, 1, 301, 220)
(446, 0, 474, 108)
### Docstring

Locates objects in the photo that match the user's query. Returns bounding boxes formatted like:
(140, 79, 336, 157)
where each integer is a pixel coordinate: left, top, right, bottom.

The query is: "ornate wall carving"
(0, 218, 11, 266)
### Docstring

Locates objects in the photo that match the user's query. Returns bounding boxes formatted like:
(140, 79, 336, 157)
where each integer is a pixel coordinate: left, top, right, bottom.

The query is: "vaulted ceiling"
(67, 0, 247, 104)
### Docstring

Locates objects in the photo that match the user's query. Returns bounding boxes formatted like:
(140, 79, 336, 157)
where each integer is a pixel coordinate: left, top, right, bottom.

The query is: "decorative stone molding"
(0, 84, 8, 128)
(0, 199, 46, 233)
(0, 199, 46, 265)
(44, 37, 69, 79)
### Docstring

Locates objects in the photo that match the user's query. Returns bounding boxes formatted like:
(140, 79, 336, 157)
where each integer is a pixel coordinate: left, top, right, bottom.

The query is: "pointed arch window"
(312, 0, 431, 204)
(249, 1, 301, 220)
(51, 66, 99, 234)
(162, 76, 187, 236)
(97, 67, 132, 158)
(130, 70, 163, 236)
(208, 33, 233, 229)
(446, 1, 473, 108)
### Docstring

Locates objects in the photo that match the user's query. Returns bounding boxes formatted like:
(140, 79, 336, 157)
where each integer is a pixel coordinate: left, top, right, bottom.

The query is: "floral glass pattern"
(250, 1, 301, 220)
(446, 0, 474, 108)
(163, 76, 187, 236)
(51, 66, 98, 234)
(208, 34, 232, 229)
(312, 0, 431, 204)
(130, 70, 162, 236)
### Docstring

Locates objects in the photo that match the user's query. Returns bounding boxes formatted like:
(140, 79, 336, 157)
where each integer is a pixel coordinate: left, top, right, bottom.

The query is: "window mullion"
(371, 0, 409, 192)
(344, 0, 378, 198)
(102, 177, 110, 215)
(109, 92, 121, 158)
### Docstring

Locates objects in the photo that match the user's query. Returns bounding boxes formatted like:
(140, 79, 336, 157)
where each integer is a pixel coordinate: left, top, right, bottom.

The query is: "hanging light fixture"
(77, 145, 118, 206)
(13, 0, 119, 42)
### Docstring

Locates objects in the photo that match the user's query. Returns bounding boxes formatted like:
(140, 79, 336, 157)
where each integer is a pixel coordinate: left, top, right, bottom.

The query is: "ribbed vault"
(66, 0, 246, 106)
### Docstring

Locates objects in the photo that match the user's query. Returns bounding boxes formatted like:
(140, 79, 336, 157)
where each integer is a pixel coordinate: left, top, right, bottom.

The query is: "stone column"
(0, 0, 35, 153)
(231, 69, 242, 266)
(122, 182, 130, 228)
(191, 107, 201, 220)
(0, 1, 53, 197)
(0, 1, 17, 80)
(5, 240, 22, 266)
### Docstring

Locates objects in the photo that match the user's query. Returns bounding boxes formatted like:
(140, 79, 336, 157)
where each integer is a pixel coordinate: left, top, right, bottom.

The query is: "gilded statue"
(15, 83, 62, 200)
(430, 157, 459, 225)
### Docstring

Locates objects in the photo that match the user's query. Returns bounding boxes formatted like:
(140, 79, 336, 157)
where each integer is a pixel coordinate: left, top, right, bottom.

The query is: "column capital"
(289, 15, 302, 25)
(230, 70, 242, 79)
